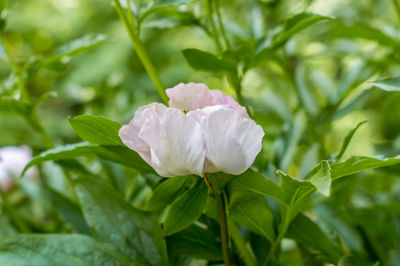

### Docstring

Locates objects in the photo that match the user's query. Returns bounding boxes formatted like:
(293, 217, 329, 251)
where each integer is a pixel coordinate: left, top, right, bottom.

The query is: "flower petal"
(189, 106, 264, 175)
(119, 103, 166, 164)
(166, 83, 214, 111)
(139, 108, 205, 177)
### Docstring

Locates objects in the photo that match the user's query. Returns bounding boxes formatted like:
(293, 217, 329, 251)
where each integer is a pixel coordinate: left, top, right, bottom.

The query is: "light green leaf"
(371, 76, 400, 91)
(163, 178, 208, 236)
(166, 224, 222, 261)
(305, 160, 331, 196)
(228, 169, 283, 203)
(145, 176, 191, 211)
(0, 234, 131, 265)
(182, 48, 236, 74)
(68, 115, 123, 146)
(295, 65, 319, 116)
(331, 155, 400, 180)
(75, 177, 168, 265)
(335, 120, 367, 160)
(287, 213, 343, 264)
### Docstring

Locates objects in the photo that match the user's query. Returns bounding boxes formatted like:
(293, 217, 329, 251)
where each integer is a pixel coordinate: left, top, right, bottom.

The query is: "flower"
(119, 83, 264, 177)
(0, 146, 35, 192)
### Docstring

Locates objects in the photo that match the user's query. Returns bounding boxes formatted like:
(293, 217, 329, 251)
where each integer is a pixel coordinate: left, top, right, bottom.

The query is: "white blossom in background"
(0, 146, 36, 192)
(119, 83, 264, 177)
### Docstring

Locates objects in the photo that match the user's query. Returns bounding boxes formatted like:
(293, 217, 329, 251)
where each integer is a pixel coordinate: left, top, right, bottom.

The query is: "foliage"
(1, 0, 400, 265)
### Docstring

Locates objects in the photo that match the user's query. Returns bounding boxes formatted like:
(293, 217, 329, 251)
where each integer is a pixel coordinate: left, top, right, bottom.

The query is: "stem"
(263, 208, 291, 265)
(205, 0, 223, 54)
(213, 189, 231, 266)
(214, 0, 231, 49)
(228, 219, 258, 266)
(113, 0, 168, 104)
(393, 0, 400, 22)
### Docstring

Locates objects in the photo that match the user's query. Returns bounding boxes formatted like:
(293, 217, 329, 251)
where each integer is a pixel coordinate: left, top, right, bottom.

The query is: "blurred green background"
(1, 0, 400, 265)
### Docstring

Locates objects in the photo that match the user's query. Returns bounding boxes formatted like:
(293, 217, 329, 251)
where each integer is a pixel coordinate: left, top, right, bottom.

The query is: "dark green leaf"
(163, 177, 208, 236)
(371, 76, 400, 92)
(335, 121, 367, 160)
(0, 234, 131, 265)
(75, 177, 168, 265)
(166, 224, 222, 261)
(68, 115, 123, 146)
(182, 48, 236, 74)
(145, 176, 191, 211)
(206, 172, 234, 193)
(287, 213, 343, 264)
(331, 155, 400, 180)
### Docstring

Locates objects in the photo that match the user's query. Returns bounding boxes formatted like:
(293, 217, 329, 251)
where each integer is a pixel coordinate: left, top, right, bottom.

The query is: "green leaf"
(258, 13, 332, 56)
(0, 234, 131, 265)
(22, 143, 155, 176)
(295, 65, 319, 116)
(21, 143, 94, 176)
(48, 188, 90, 235)
(75, 177, 168, 265)
(230, 196, 275, 242)
(145, 176, 191, 211)
(330, 22, 400, 48)
(228, 169, 283, 203)
(335, 121, 367, 160)
(305, 160, 331, 196)
(0, 97, 28, 116)
(91, 145, 155, 174)
(331, 155, 400, 180)
(54, 34, 108, 57)
(155, 0, 194, 6)
(166, 224, 222, 261)
(182, 48, 237, 74)
(278, 170, 316, 221)
(286, 213, 343, 264)
(68, 115, 123, 146)
(206, 172, 234, 193)
(371, 76, 400, 92)
(163, 177, 208, 236)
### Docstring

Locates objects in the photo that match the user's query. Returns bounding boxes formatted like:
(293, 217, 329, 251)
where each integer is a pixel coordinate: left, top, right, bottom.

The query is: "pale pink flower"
(119, 103, 205, 177)
(119, 83, 264, 177)
(166, 83, 249, 118)
(0, 146, 35, 192)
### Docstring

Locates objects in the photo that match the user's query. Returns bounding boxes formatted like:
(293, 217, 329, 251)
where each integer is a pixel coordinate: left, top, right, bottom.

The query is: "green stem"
(205, 0, 223, 55)
(213, 189, 231, 266)
(113, 0, 168, 104)
(228, 219, 258, 266)
(1, 35, 30, 103)
(214, 0, 230, 50)
(263, 209, 291, 265)
(393, 0, 400, 22)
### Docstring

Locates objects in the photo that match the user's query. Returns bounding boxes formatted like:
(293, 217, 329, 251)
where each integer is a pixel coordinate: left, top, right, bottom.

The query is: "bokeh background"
(1, 0, 400, 265)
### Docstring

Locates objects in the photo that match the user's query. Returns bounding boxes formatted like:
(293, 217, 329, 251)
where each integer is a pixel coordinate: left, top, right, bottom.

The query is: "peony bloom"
(119, 83, 264, 177)
(0, 146, 36, 192)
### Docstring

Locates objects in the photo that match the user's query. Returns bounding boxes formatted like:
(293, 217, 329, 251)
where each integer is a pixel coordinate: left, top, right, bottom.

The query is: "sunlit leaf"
(371, 76, 400, 91)
(335, 120, 367, 160)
